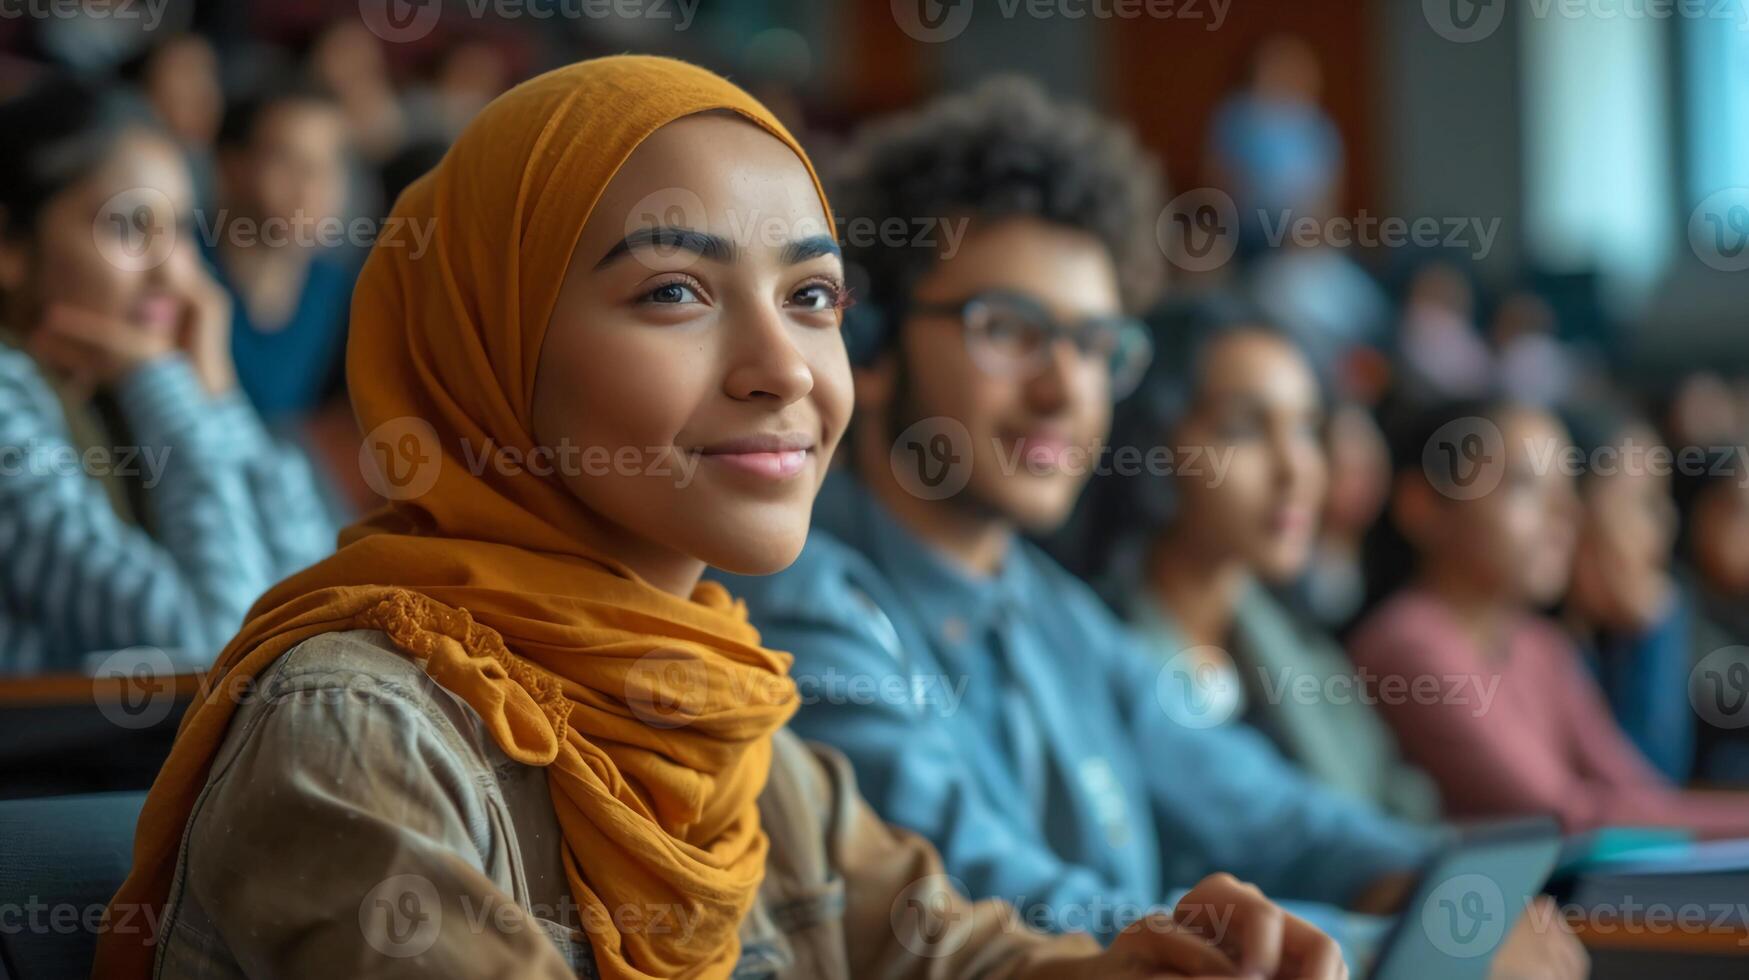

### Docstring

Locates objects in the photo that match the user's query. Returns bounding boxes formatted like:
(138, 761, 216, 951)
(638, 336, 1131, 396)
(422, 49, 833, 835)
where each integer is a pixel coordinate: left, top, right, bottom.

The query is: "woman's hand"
(177, 261, 237, 397)
(27, 302, 175, 391)
(1028, 873, 1347, 979)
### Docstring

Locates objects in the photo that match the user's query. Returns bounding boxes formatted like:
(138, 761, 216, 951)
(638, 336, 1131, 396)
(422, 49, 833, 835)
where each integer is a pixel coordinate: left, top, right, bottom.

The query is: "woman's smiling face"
(532, 112, 852, 592)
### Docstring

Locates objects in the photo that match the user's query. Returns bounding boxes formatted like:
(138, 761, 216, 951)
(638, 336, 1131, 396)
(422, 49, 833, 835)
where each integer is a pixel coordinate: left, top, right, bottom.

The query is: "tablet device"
(1366, 817, 1565, 980)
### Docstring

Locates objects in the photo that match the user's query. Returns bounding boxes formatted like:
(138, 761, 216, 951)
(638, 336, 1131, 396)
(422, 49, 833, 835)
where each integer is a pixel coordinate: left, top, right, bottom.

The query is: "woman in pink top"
(1349, 398, 1749, 836)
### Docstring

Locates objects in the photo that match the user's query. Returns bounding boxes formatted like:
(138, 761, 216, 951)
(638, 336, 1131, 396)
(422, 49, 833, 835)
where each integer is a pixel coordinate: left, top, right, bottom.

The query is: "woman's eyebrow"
(781, 235, 841, 265)
(596, 225, 736, 268)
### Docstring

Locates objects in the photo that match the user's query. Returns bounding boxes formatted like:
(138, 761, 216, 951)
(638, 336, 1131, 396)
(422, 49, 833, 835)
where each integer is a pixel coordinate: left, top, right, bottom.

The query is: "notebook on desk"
(1563, 838, 1749, 926)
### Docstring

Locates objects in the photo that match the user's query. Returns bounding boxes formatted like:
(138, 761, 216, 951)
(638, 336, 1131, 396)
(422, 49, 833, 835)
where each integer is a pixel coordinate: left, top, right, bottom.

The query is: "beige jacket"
(153, 629, 1099, 978)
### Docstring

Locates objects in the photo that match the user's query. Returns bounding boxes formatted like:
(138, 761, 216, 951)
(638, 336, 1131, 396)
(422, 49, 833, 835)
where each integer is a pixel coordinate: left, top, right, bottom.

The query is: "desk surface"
(1575, 914, 1749, 955)
(0, 669, 205, 706)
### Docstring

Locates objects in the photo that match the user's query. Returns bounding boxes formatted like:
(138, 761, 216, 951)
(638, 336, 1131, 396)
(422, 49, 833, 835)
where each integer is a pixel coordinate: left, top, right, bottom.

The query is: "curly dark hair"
(831, 75, 1165, 357)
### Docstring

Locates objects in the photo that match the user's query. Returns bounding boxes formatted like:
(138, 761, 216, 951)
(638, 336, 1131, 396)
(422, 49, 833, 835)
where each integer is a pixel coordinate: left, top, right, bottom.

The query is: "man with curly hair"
(719, 79, 1583, 977)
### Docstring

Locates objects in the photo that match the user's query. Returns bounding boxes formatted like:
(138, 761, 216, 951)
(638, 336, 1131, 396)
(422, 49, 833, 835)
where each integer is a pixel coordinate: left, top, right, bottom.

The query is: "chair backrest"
(0, 791, 145, 980)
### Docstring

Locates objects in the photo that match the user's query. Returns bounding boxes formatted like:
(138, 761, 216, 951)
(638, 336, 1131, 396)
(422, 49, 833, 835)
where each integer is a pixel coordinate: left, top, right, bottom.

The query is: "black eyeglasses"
(909, 290, 1153, 400)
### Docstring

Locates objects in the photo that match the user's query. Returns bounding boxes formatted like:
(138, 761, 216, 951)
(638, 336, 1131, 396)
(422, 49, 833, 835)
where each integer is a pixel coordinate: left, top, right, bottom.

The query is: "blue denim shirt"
(718, 472, 1438, 954)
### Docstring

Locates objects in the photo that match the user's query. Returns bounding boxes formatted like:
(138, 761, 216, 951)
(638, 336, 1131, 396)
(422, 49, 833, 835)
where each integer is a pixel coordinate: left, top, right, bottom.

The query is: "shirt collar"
(814, 469, 1032, 650)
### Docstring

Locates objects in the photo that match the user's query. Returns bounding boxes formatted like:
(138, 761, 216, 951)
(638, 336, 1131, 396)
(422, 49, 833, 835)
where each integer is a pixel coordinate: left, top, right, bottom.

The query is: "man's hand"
(1031, 873, 1347, 979)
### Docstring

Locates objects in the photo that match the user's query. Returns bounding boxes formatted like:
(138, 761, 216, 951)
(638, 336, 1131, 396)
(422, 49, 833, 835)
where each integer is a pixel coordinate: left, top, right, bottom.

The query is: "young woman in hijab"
(96, 57, 1342, 980)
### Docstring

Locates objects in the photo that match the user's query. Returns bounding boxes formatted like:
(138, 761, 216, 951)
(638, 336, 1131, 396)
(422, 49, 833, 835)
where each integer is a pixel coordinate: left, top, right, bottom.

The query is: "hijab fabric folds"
(95, 56, 826, 980)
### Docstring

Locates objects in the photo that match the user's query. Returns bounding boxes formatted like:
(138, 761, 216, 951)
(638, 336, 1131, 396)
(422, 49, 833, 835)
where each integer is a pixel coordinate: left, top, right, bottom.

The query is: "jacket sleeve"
(0, 353, 333, 672)
(787, 736, 1101, 980)
(162, 649, 576, 978)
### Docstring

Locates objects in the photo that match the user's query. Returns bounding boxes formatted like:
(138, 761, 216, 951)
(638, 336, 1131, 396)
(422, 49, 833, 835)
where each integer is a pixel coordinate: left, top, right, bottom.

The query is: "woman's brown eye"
(793, 283, 839, 311)
(645, 282, 699, 304)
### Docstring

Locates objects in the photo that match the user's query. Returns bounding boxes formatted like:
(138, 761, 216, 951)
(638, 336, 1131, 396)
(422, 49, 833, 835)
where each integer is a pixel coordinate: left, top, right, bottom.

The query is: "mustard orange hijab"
(94, 56, 823, 980)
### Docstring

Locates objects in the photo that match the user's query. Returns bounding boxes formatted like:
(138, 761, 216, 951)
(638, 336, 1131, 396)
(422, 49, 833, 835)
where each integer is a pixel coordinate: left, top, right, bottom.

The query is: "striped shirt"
(0, 348, 335, 673)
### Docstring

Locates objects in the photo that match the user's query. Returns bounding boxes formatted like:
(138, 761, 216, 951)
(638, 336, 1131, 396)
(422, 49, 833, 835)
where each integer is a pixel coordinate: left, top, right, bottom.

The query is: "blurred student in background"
(118, 32, 222, 210)
(724, 78, 1587, 977)
(1299, 401, 1393, 630)
(1393, 260, 1493, 403)
(206, 79, 355, 429)
(1350, 399, 1749, 835)
(1674, 448, 1749, 778)
(1562, 402, 1699, 782)
(301, 20, 406, 166)
(1058, 302, 1440, 823)
(1207, 34, 1341, 253)
(1677, 448, 1749, 646)
(1558, 401, 1749, 787)
(0, 74, 332, 673)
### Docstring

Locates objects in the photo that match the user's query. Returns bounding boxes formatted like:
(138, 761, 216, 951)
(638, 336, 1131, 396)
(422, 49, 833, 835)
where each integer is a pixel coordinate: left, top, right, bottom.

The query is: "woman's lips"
(696, 434, 815, 481)
(703, 449, 810, 480)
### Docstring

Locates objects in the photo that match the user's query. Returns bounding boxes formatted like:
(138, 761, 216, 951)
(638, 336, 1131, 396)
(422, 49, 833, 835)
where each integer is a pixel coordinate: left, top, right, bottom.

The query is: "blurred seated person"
(1675, 447, 1749, 779)
(1301, 401, 1393, 631)
(207, 79, 355, 428)
(1056, 302, 1440, 823)
(118, 31, 222, 209)
(722, 79, 1584, 976)
(1393, 260, 1493, 403)
(1490, 288, 1579, 409)
(1206, 34, 1341, 253)
(301, 20, 406, 165)
(1559, 401, 1748, 785)
(1661, 369, 1741, 452)
(402, 38, 513, 144)
(0, 74, 332, 673)
(1350, 398, 1749, 835)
